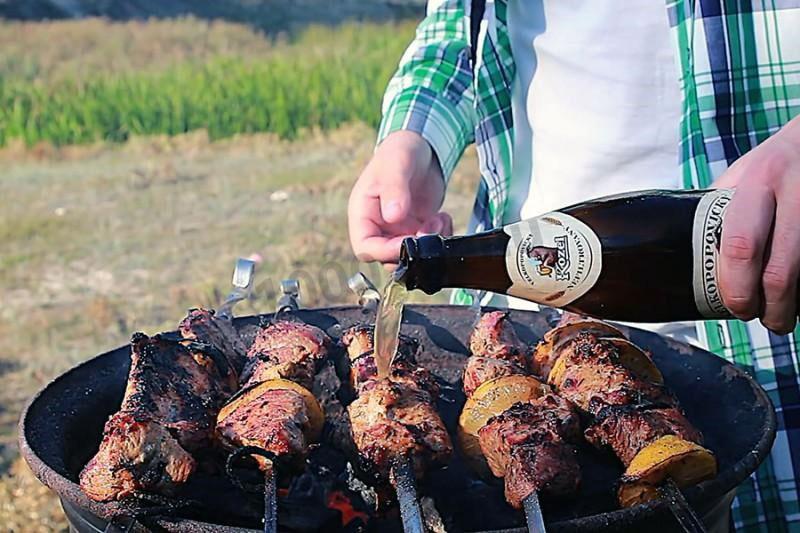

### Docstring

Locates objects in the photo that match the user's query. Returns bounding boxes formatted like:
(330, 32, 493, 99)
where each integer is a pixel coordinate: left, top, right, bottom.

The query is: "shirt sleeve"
(377, 0, 477, 182)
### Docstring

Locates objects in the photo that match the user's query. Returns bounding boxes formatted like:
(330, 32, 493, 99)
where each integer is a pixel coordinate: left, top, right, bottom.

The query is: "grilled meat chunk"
(179, 308, 247, 374)
(248, 320, 331, 358)
(551, 333, 675, 415)
(241, 346, 318, 390)
(348, 379, 452, 482)
(240, 320, 330, 390)
(80, 331, 236, 501)
(505, 441, 581, 509)
(478, 395, 580, 476)
(79, 413, 196, 502)
(217, 387, 310, 469)
(469, 311, 529, 370)
(120, 333, 232, 451)
(585, 405, 702, 465)
(463, 356, 527, 397)
(341, 324, 438, 396)
(478, 395, 581, 506)
(531, 313, 623, 378)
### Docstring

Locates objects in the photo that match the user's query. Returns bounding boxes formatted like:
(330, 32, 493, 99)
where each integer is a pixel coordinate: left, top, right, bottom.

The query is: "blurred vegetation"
(0, 18, 415, 146)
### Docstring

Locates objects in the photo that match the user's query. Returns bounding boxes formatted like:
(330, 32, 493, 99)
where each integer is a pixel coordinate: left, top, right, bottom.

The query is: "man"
(348, 1, 799, 530)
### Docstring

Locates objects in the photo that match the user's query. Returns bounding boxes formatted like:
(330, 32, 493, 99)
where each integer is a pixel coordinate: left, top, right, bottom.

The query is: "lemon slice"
(606, 337, 664, 385)
(618, 435, 717, 507)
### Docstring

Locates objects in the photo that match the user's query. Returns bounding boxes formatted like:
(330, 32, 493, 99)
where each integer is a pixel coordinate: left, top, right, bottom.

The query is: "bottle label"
(504, 213, 602, 307)
(692, 189, 734, 318)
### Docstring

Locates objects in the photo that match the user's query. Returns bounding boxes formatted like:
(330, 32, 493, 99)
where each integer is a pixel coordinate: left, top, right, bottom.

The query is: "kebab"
(215, 320, 330, 470)
(79, 308, 244, 502)
(341, 324, 453, 489)
(457, 311, 582, 511)
(535, 313, 717, 507)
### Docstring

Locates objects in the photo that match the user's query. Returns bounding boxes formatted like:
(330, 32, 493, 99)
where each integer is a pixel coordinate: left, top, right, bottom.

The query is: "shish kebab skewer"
(215, 280, 330, 533)
(79, 259, 255, 502)
(534, 313, 717, 508)
(341, 322, 452, 530)
(458, 311, 582, 533)
(348, 271, 429, 533)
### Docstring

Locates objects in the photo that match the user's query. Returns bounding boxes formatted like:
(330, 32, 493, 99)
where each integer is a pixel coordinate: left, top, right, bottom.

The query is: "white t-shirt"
(493, 0, 697, 343)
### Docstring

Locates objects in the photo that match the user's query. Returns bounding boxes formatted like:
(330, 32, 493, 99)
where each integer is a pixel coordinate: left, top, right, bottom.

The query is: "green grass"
(0, 21, 414, 147)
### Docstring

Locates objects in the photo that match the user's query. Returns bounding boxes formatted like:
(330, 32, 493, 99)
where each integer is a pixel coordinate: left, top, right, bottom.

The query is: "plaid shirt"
(377, 1, 800, 530)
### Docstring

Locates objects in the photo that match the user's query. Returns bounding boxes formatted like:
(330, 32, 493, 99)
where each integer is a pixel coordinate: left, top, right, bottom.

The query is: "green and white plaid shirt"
(377, 1, 800, 530)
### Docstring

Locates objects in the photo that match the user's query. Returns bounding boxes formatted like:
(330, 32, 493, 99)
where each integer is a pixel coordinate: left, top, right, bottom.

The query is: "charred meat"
(214, 320, 329, 469)
(538, 314, 716, 505)
(550, 332, 675, 416)
(80, 324, 240, 501)
(179, 308, 247, 375)
(239, 320, 330, 390)
(342, 325, 452, 482)
(469, 311, 530, 371)
(460, 312, 582, 507)
(348, 379, 452, 482)
(463, 356, 526, 398)
(584, 404, 702, 466)
(79, 413, 196, 502)
(216, 386, 312, 469)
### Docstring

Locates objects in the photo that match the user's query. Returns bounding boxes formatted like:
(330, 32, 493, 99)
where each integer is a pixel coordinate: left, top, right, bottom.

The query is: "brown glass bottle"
(396, 189, 734, 322)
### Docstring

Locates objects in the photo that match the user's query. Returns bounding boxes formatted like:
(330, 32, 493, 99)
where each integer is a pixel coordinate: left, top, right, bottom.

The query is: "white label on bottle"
(504, 212, 602, 307)
(692, 189, 734, 318)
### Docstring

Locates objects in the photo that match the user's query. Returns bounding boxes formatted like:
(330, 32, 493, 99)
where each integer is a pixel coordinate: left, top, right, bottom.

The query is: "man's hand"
(715, 116, 800, 334)
(348, 131, 453, 269)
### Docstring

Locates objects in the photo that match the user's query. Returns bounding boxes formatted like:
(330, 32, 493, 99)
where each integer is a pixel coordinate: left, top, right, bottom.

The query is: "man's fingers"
(348, 183, 385, 260)
(760, 180, 800, 334)
(718, 184, 775, 320)
(354, 235, 407, 265)
(380, 179, 413, 225)
(438, 212, 454, 236)
(416, 212, 454, 237)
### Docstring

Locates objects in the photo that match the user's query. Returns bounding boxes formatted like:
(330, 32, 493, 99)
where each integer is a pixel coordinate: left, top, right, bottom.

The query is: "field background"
(0, 10, 481, 532)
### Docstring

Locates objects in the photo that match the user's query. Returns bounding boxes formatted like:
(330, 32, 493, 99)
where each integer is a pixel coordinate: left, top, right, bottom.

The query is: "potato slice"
(458, 375, 549, 475)
(618, 435, 717, 507)
(218, 378, 324, 442)
(605, 337, 664, 385)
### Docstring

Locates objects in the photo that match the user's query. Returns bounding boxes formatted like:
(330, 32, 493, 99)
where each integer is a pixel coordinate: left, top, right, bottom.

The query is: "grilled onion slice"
(617, 435, 717, 507)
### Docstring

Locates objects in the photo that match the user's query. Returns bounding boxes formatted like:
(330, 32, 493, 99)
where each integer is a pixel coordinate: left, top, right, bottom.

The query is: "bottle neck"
(398, 231, 512, 295)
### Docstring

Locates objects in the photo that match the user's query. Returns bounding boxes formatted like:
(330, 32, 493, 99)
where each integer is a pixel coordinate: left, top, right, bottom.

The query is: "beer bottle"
(396, 189, 735, 322)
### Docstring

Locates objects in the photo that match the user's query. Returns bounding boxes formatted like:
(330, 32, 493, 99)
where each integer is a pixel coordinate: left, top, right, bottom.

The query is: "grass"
(0, 19, 415, 147)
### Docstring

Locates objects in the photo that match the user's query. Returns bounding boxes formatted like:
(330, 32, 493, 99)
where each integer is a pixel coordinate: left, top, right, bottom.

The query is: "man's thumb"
(380, 182, 412, 225)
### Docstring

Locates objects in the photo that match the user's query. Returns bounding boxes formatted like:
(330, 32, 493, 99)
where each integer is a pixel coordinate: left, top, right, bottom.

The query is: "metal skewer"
(392, 456, 426, 533)
(523, 491, 546, 533)
(225, 446, 278, 533)
(658, 479, 707, 533)
(217, 258, 256, 320)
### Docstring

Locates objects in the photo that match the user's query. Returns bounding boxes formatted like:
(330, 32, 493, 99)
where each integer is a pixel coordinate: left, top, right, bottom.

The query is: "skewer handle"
(658, 478, 707, 533)
(217, 258, 256, 320)
(523, 491, 546, 533)
(392, 456, 426, 533)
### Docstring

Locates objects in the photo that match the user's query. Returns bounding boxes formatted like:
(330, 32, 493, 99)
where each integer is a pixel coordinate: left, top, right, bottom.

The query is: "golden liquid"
(373, 268, 409, 379)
